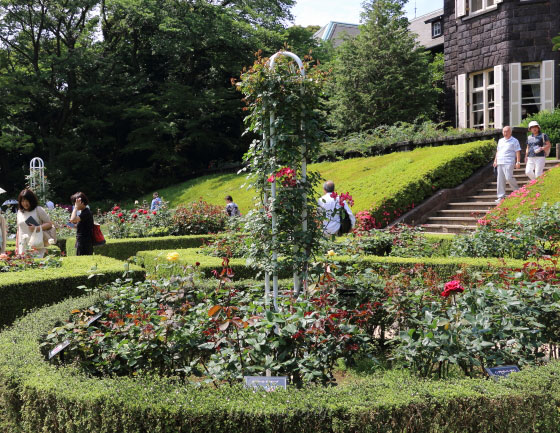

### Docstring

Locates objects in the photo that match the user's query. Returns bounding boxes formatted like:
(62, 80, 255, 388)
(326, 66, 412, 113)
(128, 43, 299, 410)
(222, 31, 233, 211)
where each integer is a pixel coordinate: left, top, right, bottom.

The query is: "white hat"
(0, 187, 6, 195)
(528, 121, 540, 129)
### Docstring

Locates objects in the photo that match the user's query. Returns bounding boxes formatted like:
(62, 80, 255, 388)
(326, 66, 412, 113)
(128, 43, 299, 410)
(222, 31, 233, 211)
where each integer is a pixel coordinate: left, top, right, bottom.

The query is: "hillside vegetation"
(148, 141, 496, 218)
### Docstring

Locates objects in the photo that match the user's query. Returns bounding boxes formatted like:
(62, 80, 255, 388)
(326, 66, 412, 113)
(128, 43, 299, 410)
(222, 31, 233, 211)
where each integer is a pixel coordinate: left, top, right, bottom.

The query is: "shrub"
(521, 108, 560, 156)
(103, 203, 174, 238)
(0, 251, 62, 272)
(172, 200, 227, 235)
(452, 202, 560, 259)
(66, 234, 212, 261)
(3, 287, 560, 431)
(0, 256, 144, 327)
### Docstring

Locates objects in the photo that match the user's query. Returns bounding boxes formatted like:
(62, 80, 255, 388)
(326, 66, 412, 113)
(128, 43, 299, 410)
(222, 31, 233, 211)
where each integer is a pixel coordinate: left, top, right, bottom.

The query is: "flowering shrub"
(172, 200, 227, 235)
(451, 202, 560, 259)
(105, 202, 173, 238)
(0, 251, 62, 272)
(43, 260, 370, 386)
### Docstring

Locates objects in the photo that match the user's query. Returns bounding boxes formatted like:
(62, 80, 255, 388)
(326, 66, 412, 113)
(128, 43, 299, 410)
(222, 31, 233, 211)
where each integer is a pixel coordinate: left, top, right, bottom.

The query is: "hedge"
(1, 295, 560, 433)
(65, 234, 213, 261)
(0, 256, 144, 328)
(137, 248, 527, 280)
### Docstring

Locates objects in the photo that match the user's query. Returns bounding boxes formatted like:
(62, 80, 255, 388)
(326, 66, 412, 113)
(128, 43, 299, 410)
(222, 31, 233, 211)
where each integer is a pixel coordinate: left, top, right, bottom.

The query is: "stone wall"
(443, 0, 560, 127)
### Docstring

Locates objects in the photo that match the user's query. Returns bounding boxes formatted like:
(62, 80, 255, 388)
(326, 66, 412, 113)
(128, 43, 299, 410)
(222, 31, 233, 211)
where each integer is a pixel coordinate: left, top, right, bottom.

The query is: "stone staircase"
(421, 160, 560, 234)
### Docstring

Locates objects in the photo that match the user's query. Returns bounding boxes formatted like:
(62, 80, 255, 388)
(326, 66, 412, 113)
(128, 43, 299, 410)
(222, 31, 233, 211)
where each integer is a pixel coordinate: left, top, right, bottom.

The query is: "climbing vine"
(237, 53, 327, 284)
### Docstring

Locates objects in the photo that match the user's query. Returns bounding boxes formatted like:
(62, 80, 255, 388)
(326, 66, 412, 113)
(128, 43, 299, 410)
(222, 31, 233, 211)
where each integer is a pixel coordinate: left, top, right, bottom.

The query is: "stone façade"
(443, 0, 560, 127)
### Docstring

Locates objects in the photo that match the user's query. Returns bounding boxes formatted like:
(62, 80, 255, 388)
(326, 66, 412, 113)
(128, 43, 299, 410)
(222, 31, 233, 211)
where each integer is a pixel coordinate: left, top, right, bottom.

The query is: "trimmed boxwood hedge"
(1, 294, 560, 433)
(65, 234, 213, 261)
(0, 256, 144, 328)
(137, 248, 527, 280)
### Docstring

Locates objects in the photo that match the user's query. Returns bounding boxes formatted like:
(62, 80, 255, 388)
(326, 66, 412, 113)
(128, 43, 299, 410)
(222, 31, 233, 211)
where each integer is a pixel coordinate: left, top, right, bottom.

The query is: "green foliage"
(145, 140, 496, 229)
(4, 289, 560, 431)
(238, 54, 327, 278)
(137, 247, 527, 281)
(485, 165, 560, 223)
(0, 0, 296, 201)
(172, 200, 227, 235)
(317, 121, 484, 161)
(0, 252, 62, 273)
(394, 263, 560, 378)
(103, 203, 173, 238)
(66, 235, 211, 260)
(452, 202, 560, 259)
(328, 0, 438, 135)
(43, 269, 368, 386)
(520, 108, 560, 154)
(0, 256, 144, 327)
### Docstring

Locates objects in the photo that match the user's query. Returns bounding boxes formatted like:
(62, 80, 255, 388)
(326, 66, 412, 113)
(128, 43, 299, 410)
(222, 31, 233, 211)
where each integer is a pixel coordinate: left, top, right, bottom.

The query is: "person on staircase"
(493, 126, 521, 204)
(525, 121, 551, 180)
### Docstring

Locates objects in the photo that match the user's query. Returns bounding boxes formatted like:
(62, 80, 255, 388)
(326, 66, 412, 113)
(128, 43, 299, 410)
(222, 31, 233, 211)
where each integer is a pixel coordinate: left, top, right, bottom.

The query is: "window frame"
(520, 62, 542, 119)
(467, 0, 497, 16)
(469, 69, 496, 129)
(432, 21, 442, 38)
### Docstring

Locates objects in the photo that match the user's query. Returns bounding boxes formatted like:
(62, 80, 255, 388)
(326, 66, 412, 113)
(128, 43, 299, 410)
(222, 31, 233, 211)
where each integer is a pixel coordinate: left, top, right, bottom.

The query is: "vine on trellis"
(237, 52, 327, 304)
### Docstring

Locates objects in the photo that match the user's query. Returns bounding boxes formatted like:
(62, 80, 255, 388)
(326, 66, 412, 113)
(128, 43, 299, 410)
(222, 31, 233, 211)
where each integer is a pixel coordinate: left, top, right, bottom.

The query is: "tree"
(327, 0, 438, 136)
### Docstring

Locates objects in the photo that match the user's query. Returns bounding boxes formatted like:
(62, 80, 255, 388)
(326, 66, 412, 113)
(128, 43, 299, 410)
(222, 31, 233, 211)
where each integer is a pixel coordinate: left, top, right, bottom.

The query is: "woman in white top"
(16, 189, 53, 257)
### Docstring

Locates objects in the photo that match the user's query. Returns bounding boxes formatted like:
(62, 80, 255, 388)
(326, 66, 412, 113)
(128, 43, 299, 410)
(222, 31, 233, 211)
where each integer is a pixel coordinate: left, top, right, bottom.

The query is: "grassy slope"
(487, 164, 560, 222)
(146, 141, 494, 214)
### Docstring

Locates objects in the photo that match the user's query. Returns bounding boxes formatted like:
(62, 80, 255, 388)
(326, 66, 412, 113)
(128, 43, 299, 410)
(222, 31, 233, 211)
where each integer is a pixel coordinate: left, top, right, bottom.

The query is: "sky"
(292, 0, 443, 27)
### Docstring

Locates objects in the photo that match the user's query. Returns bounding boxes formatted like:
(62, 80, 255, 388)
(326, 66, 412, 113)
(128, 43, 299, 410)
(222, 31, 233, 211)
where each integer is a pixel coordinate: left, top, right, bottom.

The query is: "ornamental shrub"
(172, 200, 227, 235)
(104, 202, 173, 238)
(521, 108, 560, 156)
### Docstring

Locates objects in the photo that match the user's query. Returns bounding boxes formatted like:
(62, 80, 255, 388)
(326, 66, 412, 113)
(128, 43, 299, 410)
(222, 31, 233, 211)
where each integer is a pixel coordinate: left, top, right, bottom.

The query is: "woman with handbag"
(69, 192, 94, 256)
(525, 121, 551, 180)
(16, 189, 53, 257)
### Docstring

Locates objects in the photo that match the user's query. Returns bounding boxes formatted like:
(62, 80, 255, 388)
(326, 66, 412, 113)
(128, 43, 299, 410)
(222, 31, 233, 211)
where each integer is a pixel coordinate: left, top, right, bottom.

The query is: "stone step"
(425, 216, 478, 226)
(436, 209, 490, 218)
(464, 194, 498, 201)
(420, 224, 476, 234)
(487, 180, 529, 187)
(447, 201, 496, 211)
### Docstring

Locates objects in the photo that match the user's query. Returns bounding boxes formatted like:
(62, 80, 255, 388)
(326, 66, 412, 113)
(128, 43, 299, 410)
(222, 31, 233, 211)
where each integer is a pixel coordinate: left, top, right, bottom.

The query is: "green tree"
(328, 0, 438, 136)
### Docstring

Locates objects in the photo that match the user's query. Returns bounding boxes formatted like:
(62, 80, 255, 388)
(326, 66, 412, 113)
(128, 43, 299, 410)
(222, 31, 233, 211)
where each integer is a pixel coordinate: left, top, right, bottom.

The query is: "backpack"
(338, 207, 352, 235)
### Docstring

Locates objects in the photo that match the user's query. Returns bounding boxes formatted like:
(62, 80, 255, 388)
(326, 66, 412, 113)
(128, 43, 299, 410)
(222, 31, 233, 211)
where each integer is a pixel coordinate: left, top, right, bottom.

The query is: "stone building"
(445, 0, 560, 129)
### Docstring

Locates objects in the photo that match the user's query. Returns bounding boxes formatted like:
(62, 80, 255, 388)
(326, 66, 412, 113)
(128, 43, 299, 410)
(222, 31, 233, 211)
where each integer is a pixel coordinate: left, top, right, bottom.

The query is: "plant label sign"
(48, 340, 70, 360)
(244, 376, 287, 391)
(485, 365, 520, 379)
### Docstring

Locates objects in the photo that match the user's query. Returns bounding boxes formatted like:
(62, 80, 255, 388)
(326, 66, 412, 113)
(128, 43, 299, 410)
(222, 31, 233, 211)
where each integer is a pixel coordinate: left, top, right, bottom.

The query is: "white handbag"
(29, 226, 44, 250)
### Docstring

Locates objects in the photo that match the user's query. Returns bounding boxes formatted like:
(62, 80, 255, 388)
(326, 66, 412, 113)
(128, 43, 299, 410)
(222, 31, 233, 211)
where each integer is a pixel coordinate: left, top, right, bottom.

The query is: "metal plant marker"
(266, 51, 307, 310)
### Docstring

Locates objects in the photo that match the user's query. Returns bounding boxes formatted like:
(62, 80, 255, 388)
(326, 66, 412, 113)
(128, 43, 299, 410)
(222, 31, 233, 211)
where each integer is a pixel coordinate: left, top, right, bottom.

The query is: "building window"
(470, 69, 495, 129)
(432, 21, 442, 38)
(521, 63, 541, 118)
(470, 0, 495, 14)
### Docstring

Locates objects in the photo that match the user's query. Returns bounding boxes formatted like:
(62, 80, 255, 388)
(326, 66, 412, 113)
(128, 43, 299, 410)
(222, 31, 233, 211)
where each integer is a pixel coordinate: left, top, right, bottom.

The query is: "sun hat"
(528, 120, 540, 129)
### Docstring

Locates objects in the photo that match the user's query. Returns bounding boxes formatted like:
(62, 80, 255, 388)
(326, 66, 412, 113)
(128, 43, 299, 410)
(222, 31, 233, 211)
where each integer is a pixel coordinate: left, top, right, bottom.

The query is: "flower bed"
(0, 256, 144, 328)
(2, 294, 560, 432)
(0, 251, 62, 273)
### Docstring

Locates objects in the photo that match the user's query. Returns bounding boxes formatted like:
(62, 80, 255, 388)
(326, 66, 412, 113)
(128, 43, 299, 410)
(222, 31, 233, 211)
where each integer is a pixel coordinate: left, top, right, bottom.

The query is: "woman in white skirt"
(16, 189, 53, 257)
(525, 121, 551, 180)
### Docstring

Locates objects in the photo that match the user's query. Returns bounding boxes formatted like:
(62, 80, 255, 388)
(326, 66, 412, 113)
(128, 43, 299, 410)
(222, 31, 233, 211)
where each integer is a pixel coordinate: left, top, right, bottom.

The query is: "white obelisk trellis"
(265, 51, 307, 310)
(29, 157, 45, 195)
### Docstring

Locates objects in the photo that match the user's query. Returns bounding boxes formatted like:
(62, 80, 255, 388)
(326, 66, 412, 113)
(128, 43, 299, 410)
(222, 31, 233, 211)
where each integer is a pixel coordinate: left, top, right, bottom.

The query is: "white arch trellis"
(265, 51, 307, 310)
(29, 157, 45, 194)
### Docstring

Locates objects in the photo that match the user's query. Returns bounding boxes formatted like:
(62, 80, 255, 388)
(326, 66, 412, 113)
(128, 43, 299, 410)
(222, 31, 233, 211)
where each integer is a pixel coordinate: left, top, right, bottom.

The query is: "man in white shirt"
(493, 126, 521, 203)
(318, 180, 355, 236)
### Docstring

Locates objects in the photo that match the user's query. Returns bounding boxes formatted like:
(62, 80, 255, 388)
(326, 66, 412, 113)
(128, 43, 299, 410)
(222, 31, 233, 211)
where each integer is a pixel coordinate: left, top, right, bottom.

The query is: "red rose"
(440, 280, 465, 297)
(118, 212, 123, 217)
(133, 214, 138, 219)
(111, 211, 115, 215)
(113, 206, 120, 211)
(153, 211, 157, 215)
(120, 219, 125, 223)
(146, 216, 150, 219)
(195, 262, 200, 267)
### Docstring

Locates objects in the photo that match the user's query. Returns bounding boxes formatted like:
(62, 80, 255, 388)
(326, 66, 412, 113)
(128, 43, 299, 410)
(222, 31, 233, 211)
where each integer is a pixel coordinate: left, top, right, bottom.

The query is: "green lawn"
(144, 140, 495, 215)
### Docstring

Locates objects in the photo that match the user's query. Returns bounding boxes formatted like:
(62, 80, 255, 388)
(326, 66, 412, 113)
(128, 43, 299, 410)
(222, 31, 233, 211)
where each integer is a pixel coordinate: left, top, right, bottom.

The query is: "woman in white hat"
(525, 121, 551, 180)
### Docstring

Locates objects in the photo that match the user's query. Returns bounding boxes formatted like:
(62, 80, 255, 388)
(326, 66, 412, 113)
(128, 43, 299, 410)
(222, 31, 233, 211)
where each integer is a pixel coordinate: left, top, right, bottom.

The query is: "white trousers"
(525, 157, 546, 180)
(497, 164, 519, 200)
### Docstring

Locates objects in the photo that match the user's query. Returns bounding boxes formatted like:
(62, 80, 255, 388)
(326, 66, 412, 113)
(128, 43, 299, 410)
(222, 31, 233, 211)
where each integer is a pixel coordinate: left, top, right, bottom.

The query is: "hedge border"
(65, 234, 213, 260)
(1, 294, 560, 433)
(0, 256, 144, 328)
(137, 248, 527, 280)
